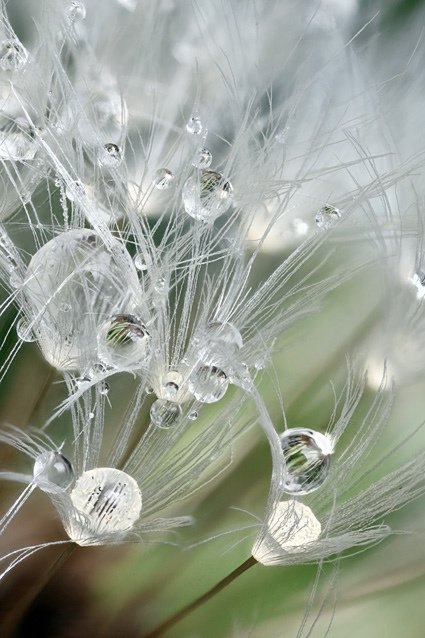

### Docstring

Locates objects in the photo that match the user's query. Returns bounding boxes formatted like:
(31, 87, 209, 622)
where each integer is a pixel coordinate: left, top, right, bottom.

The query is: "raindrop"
(186, 115, 203, 135)
(280, 428, 333, 495)
(33, 451, 74, 494)
(153, 168, 174, 190)
(192, 147, 212, 169)
(0, 39, 28, 71)
(134, 253, 149, 271)
(188, 365, 229, 403)
(97, 314, 150, 370)
(16, 317, 35, 342)
(23, 229, 140, 371)
(182, 170, 233, 222)
(188, 410, 198, 421)
(150, 398, 182, 428)
(206, 321, 243, 352)
(68, 467, 142, 543)
(99, 142, 122, 168)
(315, 204, 341, 230)
(0, 116, 37, 161)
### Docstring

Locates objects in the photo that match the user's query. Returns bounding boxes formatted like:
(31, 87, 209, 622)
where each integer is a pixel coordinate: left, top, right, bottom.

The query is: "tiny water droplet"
(188, 410, 198, 421)
(150, 398, 182, 428)
(154, 277, 167, 293)
(100, 381, 110, 396)
(411, 270, 425, 299)
(315, 204, 341, 230)
(153, 168, 174, 190)
(192, 147, 212, 169)
(186, 115, 203, 135)
(0, 39, 28, 71)
(16, 317, 35, 342)
(145, 385, 154, 395)
(188, 365, 229, 403)
(65, 1, 86, 23)
(97, 314, 150, 370)
(65, 179, 86, 203)
(182, 170, 233, 222)
(99, 142, 122, 168)
(76, 375, 92, 390)
(280, 428, 332, 495)
(134, 253, 149, 271)
(33, 451, 74, 493)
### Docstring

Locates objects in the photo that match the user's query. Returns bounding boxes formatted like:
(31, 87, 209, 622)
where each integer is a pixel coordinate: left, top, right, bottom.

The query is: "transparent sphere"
(16, 317, 35, 342)
(0, 116, 37, 161)
(69, 468, 142, 542)
(22, 229, 140, 371)
(192, 147, 212, 169)
(150, 398, 182, 428)
(182, 170, 233, 222)
(0, 39, 28, 71)
(153, 168, 174, 190)
(99, 142, 122, 168)
(33, 452, 74, 494)
(97, 314, 150, 370)
(315, 204, 341, 230)
(186, 115, 203, 135)
(205, 321, 243, 352)
(280, 428, 332, 495)
(188, 364, 229, 403)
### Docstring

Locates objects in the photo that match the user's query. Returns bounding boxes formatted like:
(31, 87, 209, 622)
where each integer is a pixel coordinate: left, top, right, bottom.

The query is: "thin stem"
(145, 555, 257, 638)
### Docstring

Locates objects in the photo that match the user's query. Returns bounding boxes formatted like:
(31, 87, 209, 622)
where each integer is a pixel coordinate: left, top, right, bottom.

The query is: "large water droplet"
(315, 204, 341, 230)
(68, 467, 142, 544)
(280, 428, 332, 495)
(182, 170, 233, 222)
(0, 116, 37, 161)
(33, 452, 74, 494)
(22, 229, 140, 371)
(0, 39, 28, 71)
(150, 398, 182, 428)
(192, 147, 212, 169)
(153, 168, 174, 190)
(97, 314, 150, 370)
(99, 142, 122, 168)
(188, 364, 229, 403)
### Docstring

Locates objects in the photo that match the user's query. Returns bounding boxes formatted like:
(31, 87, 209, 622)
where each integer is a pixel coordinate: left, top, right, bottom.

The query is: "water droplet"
(145, 385, 154, 395)
(188, 365, 229, 403)
(153, 168, 174, 190)
(0, 116, 37, 161)
(65, 1, 86, 23)
(186, 115, 203, 135)
(411, 270, 425, 299)
(150, 398, 182, 428)
(182, 170, 233, 222)
(76, 375, 92, 390)
(280, 428, 332, 495)
(134, 253, 149, 271)
(99, 142, 122, 168)
(206, 321, 243, 352)
(154, 277, 167, 293)
(22, 229, 140, 371)
(252, 501, 321, 565)
(33, 452, 74, 494)
(0, 39, 28, 71)
(315, 204, 341, 230)
(16, 317, 35, 342)
(68, 467, 142, 543)
(161, 371, 184, 400)
(97, 314, 150, 370)
(192, 147, 212, 169)
(188, 410, 198, 421)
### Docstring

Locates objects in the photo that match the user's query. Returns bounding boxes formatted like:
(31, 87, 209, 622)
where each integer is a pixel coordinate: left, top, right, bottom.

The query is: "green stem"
(145, 555, 258, 638)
